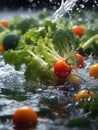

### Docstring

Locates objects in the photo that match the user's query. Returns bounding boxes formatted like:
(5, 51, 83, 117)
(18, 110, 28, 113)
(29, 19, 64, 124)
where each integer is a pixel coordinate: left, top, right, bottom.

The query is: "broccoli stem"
(82, 34, 98, 51)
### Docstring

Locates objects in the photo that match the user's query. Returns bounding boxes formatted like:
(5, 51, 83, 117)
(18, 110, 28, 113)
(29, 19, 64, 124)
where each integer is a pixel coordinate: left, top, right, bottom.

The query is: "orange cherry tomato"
(75, 89, 95, 102)
(72, 25, 84, 37)
(75, 53, 84, 68)
(89, 64, 98, 79)
(12, 106, 38, 125)
(0, 19, 10, 28)
(0, 44, 5, 52)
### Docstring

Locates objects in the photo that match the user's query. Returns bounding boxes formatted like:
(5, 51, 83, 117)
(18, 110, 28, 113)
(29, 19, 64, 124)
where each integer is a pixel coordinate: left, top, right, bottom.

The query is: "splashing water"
(53, 0, 78, 21)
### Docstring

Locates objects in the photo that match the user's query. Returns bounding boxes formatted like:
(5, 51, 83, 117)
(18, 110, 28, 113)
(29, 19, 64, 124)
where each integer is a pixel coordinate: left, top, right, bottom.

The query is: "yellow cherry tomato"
(75, 89, 95, 101)
(89, 64, 98, 79)
(12, 106, 38, 125)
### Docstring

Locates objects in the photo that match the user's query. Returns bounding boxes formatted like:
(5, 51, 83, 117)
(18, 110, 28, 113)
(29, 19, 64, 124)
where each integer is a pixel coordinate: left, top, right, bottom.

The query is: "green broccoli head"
(52, 29, 80, 55)
(10, 17, 39, 34)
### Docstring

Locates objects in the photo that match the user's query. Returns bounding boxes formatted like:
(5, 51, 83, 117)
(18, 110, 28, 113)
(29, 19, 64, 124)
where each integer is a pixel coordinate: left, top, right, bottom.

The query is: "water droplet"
(80, 4, 85, 9)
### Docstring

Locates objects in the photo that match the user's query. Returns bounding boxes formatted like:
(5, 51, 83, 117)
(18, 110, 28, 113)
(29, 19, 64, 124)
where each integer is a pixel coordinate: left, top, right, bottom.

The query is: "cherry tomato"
(54, 60, 72, 79)
(0, 44, 5, 52)
(67, 74, 81, 84)
(89, 64, 98, 79)
(75, 53, 84, 68)
(75, 89, 95, 102)
(72, 25, 84, 37)
(12, 106, 38, 125)
(0, 19, 10, 28)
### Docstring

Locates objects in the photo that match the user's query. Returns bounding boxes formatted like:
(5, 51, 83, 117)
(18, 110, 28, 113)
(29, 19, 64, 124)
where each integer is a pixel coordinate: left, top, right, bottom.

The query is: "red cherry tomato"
(54, 60, 72, 79)
(72, 25, 84, 37)
(76, 53, 84, 68)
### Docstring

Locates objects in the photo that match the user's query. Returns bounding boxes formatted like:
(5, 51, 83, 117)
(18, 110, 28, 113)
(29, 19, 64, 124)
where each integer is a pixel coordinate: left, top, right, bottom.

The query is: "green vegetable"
(3, 42, 57, 84)
(83, 94, 98, 117)
(0, 24, 5, 33)
(78, 34, 98, 55)
(38, 11, 51, 19)
(53, 29, 79, 56)
(3, 15, 81, 84)
(3, 33, 20, 50)
(66, 117, 91, 127)
(10, 17, 39, 34)
(0, 29, 10, 43)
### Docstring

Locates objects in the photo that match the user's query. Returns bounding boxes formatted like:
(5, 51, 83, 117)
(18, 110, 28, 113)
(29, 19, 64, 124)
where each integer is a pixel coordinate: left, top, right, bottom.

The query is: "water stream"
(53, 0, 78, 21)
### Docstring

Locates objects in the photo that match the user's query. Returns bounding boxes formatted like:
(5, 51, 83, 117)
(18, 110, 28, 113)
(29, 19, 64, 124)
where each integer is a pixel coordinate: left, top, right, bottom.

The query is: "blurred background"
(0, 0, 98, 11)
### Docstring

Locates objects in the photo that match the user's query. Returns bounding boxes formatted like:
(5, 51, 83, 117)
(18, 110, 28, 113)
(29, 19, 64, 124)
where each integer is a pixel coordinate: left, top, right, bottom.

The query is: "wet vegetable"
(0, 19, 10, 28)
(0, 8, 98, 130)
(54, 60, 72, 79)
(3, 19, 80, 84)
(89, 64, 98, 79)
(75, 89, 95, 102)
(72, 25, 84, 37)
(12, 106, 38, 125)
(3, 33, 20, 50)
(83, 94, 98, 117)
(53, 28, 79, 55)
(66, 117, 91, 127)
(75, 53, 84, 68)
(0, 44, 5, 52)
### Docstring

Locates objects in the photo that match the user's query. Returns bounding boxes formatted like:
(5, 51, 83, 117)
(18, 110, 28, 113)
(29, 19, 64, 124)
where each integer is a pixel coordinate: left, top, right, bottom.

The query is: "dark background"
(0, 0, 98, 10)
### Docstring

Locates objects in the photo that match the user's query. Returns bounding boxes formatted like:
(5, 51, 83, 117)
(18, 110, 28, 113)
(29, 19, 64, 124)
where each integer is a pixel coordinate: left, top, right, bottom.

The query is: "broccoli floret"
(10, 17, 39, 34)
(52, 29, 80, 56)
(38, 11, 51, 19)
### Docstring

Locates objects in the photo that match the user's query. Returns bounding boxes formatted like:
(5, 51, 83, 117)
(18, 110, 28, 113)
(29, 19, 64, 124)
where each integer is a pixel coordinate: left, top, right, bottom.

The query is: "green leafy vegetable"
(83, 94, 98, 117)
(10, 17, 39, 34)
(66, 117, 91, 127)
(53, 29, 79, 55)
(78, 34, 98, 55)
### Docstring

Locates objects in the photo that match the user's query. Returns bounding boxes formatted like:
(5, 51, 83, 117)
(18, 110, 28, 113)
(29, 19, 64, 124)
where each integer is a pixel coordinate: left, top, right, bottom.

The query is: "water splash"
(53, 0, 78, 21)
